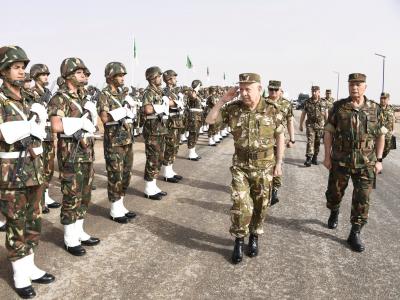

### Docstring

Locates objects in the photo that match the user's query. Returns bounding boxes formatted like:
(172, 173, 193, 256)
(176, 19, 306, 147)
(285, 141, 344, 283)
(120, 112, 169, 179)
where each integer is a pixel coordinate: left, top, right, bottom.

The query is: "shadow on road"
(176, 198, 230, 215)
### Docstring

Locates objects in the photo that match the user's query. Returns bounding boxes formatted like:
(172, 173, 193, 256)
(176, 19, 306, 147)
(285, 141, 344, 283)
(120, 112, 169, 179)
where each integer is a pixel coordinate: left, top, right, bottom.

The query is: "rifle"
(40, 88, 52, 105)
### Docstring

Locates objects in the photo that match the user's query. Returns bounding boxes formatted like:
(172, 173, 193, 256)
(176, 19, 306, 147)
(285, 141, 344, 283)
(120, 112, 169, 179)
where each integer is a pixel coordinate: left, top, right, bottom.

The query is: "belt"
(189, 108, 203, 112)
(59, 133, 94, 138)
(235, 148, 273, 161)
(145, 115, 168, 120)
(0, 146, 43, 159)
(105, 121, 119, 126)
(169, 112, 181, 116)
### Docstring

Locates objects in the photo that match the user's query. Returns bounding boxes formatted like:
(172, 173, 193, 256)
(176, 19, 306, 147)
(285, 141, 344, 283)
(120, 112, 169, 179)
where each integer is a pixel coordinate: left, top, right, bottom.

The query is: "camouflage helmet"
(163, 69, 177, 82)
(56, 76, 65, 87)
(0, 46, 30, 72)
(60, 57, 89, 79)
(24, 72, 31, 82)
(191, 80, 202, 90)
(145, 66, 162, 81)
(29, 63, 50, 79)
(104, 62, 127, 78)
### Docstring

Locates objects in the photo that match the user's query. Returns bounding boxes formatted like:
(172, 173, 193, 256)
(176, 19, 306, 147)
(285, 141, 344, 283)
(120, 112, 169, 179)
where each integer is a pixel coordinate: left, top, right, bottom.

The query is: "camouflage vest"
(381, 105, 395, 136)
(304, 98, 326, 129)
(330, 97, 382, 168)
(142, 85, 168, 136)
(163, 86, 184, 129)
(222, 97, 283, 170)
(0, 86, 44, 188)
(99, 86, 134, 147)
(48, 89, 94, 164)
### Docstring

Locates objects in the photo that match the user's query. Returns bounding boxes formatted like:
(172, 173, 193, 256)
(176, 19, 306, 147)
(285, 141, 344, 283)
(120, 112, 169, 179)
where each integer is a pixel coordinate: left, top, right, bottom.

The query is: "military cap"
(268, 80, 281, 89)
(163, 69, 177, 82)
(348, 73, 366, 82)
(238, 73, 261, 83)
(380, 92, 390, 98)
(0, 46, 30, 72)
(30, 64, 50, 79)
(145, 66, 162, 80)
(311, 86, 320, 91)
(326, 89, 332, 93)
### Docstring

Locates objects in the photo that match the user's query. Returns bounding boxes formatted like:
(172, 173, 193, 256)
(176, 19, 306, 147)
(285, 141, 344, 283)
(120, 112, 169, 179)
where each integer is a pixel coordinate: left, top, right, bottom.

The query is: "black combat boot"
(247, 234, 259, 257)
(327, 209, 339, 229)
(15, 285, 36, 299)
(304, 156, 312, 167)
(311, 154, 318, 165)
(231, 238, 244, 264)
(347, 224, 365, 252)
(270, 188, 279, 206)
(0, 223, 6, 232)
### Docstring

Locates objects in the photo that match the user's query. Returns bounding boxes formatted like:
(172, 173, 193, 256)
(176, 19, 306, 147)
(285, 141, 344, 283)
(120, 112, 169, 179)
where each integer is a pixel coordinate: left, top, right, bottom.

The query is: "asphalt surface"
(1, 111, 399, 300)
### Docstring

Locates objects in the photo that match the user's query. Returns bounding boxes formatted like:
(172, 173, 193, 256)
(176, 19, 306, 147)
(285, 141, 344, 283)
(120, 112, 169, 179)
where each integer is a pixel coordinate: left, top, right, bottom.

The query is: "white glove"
(30, 103, 48, 124)
(81, 116, 96, 133)
(84, 101, 98, 125)
(62, 113, 96, 135)
(29, 117, 46, 141)
(124, 97, 135, 107)
(178, 92, 184, 101)
(153, 104, 165, 115)
(0, 121, 30, 144)
(174, 99, 184, 110)
(162, 96, 170, 116)
(125, 106, 136, 119)
(109, 107, 127, 121)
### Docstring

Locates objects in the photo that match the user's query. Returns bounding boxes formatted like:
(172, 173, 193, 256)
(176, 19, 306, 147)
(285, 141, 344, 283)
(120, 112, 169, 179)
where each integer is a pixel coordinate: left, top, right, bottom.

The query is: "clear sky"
(1, 0, 399, 103)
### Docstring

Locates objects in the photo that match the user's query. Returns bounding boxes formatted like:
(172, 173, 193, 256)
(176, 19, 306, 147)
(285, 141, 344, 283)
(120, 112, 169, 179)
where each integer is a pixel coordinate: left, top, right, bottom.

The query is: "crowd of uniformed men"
(0, 45, 396, 299)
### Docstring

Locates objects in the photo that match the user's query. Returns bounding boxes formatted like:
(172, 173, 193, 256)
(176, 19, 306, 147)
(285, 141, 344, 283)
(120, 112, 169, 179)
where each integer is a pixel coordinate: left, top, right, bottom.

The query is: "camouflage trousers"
(229, 166, 273, 238)
(144, 135, 166, 181)
(325, 164, 374, 225)
(163, 128, 180, 165)
(272, 175, 282, 190)
(61, 162, 94, 225)
(382, 136, 392, 159)
(208, 123, 219, 137)
(0, 185, 44, 261)
(188, 127, 200, 149)
(104, 144, 133, 202)
(42, 141, 55, 186)
(57, 138, 63, 178)
(306, 125, 323, 156)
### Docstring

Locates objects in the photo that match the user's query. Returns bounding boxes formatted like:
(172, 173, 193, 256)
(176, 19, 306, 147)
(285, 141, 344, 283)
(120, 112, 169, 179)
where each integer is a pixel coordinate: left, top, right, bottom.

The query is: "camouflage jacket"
(381, 105, 395, 137)
(322, 97, 335, 112)
(268, 96, 293, 126)
(222, 97, 283, 170)
(48, 87, 94, 164)
(303, 98, 327, 129)
(325, 96, 388, 169)
(186, 94, 203, 129)
(31, 84, 53, 141)
(0, 85, 44, 188)
(142, 85, 168, 136)
(98, 85, 134, 147)
(163, 86, 184, 129)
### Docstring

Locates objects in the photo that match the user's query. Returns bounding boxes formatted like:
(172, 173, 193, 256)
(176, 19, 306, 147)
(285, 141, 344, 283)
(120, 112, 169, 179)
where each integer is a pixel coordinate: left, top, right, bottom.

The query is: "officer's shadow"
(283, 157, 309, 168)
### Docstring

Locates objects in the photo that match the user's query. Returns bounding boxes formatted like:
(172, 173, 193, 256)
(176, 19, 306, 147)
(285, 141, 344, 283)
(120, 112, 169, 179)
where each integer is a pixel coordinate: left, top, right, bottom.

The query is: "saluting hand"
(220, 86, 238, 104)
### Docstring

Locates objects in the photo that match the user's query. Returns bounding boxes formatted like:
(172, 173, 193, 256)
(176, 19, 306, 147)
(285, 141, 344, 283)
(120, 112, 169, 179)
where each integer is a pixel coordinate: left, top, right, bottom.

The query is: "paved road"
(1, 111, 399, 299)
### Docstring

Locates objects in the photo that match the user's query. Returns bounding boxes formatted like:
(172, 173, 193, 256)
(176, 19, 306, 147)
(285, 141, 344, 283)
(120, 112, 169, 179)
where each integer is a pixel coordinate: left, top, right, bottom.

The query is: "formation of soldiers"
(0, 45, 397, 298)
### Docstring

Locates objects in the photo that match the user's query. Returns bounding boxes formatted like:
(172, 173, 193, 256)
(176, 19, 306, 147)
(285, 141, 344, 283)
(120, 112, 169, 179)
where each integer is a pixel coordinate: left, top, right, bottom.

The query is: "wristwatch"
(377, 158, 383, 163)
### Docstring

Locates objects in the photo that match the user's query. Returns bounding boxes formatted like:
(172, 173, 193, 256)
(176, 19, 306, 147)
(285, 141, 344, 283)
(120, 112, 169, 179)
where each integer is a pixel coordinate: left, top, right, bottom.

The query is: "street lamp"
(375, 53, 386, 93)
(333, 71, 340, 101)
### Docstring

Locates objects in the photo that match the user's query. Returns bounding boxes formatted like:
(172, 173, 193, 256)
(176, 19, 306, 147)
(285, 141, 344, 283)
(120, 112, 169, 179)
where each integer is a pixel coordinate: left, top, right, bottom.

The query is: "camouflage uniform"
(222, 96, 283, 238)
(207, 88, 220, 145)
(0, 85, 45, 261)
(99, 85, 134, 203)
(381, 103, 395, 158)
(187, 91, 203, 149)
(324, 95, 387, 225)
(303, 95, 326, 158)
(48, 87, 94, 225)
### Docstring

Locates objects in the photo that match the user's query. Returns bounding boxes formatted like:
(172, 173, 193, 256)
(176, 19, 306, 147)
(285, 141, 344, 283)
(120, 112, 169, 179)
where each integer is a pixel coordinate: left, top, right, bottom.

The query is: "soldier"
(323, 89, 335, 113)
(129, 87, 142, 136)
(161, 70, 185, 182)
(186, 80, 204, 161)
(206, 86, 220, 146)
(142, 66, 169, 200)
(30, 63, 61, 213)
(323, 73, 386, 252)
(380, 92, 396, 159)
(206, 73, 284, 264)
(23, 72, 32, 90)
(56, 76, 66, 180)
(48, 57, 100, 256)
(299, 86, 327, 166)
(98, 62, 137, 223)
(0, 45, 55, 299)
(265, 80, 295, 206)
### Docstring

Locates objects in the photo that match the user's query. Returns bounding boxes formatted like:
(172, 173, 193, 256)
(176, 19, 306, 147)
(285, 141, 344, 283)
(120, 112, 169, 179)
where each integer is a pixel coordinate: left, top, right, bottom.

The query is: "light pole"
(375, 53, 386, 93)
(333, 71, 340, 101)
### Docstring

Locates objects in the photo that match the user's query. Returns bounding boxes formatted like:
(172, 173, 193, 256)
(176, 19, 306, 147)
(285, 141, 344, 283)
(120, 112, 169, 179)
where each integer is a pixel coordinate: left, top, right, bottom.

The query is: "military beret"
(380, 92, 390, 98)
(268, 80, 281, 89)
(311, 86, 320, 91)
(238, 73, 261, 84)
(348, 73, 366, 82)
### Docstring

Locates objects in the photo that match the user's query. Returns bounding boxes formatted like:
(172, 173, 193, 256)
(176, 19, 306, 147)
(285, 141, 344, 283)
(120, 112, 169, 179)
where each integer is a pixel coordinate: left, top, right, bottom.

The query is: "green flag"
(223, 72, 226, 80)
(207, 66, 209, 77)
(133, 37, 137, 60)
(186, 55, 193, 69)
